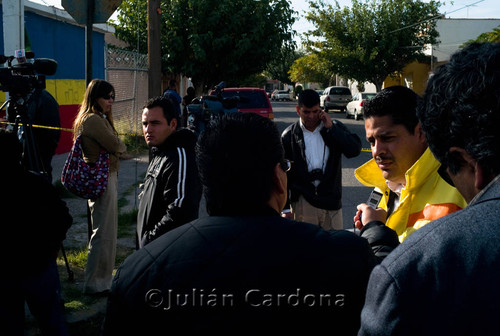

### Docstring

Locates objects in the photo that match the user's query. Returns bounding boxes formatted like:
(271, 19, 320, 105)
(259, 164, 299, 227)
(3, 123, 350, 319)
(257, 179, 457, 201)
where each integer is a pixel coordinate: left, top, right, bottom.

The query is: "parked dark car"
(212, 87, 274, 120)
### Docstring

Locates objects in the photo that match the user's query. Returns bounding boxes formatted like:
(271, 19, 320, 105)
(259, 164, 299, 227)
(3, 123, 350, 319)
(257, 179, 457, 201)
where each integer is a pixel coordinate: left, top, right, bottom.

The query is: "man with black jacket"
(0, 129, 72, 335)
(103, 112, 376, 335)
(136, 96, 202, 248)
(281, 89, 361, 230)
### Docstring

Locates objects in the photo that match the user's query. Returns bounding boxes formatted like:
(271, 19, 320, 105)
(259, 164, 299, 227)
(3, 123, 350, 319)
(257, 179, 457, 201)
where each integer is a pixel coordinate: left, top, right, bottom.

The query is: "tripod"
(2, 92, 74, 282)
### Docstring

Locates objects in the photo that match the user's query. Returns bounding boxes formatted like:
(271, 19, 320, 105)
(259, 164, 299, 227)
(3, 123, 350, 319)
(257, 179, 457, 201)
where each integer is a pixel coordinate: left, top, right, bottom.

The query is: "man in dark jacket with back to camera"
(136, 96, 201, 248)
(103, 112, 376, 335)
(282, 89, 361, 230)
(0, 129, 72, 335)
(359, 42, 500, 335)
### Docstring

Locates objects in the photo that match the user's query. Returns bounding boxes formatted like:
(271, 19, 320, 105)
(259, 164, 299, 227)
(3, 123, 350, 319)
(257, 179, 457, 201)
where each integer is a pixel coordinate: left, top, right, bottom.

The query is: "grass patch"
(56, 244, 134, 320)
(121, 134, 149, 155)
(62, 284, 99, 310)
(118, 209, 138, 237)
(59, 247, 88, 269)
(118, 196, 129, 209)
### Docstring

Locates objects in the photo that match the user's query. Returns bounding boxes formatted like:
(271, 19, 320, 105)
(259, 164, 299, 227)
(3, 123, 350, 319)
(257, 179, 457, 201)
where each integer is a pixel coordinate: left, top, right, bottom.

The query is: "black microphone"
(33, 58, 57, 76)
(0, 55, 12, 64)
(0, 51, 33, 65)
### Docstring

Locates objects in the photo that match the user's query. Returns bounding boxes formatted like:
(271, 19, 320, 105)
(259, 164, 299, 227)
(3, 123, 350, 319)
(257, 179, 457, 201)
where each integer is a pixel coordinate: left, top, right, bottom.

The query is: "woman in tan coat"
(73, 79, 126, 295)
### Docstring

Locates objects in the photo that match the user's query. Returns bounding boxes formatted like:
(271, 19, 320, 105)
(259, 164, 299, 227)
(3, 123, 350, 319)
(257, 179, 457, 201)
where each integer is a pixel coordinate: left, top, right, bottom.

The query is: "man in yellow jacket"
(354, 86, 466, 243)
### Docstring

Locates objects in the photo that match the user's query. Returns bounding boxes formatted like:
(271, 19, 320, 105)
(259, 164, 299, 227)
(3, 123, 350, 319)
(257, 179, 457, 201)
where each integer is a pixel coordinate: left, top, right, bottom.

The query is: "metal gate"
(105, 47, 148, 137)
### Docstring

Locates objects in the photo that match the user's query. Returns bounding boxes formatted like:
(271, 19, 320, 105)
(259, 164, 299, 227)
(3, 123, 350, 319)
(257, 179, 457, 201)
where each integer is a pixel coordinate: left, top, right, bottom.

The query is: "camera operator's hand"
(320, 110, 333, 129)
(354, 203, 387, 230)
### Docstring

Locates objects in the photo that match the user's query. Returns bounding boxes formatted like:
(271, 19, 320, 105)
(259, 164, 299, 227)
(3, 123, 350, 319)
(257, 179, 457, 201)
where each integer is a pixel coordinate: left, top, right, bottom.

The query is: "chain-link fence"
(105, 47, 148, 138)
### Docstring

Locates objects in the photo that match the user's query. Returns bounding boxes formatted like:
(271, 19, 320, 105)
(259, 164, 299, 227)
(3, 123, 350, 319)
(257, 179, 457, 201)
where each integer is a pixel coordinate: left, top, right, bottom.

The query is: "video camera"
(187, 81, 239, 137)
(0, 49, 57, 96)
(0, 50, 58, 178)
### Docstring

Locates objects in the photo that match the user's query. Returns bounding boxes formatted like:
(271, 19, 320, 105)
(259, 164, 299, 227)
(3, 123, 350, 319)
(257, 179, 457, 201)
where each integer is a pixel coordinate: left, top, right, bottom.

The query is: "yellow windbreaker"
(355, 148, 467, 242)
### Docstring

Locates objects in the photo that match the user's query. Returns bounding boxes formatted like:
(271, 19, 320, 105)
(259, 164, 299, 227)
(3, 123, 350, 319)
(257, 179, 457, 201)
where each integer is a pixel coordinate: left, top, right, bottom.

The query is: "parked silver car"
(320, 86, 352, 113)
(346, 92, 377, 120)
(272, 90, 293, 101)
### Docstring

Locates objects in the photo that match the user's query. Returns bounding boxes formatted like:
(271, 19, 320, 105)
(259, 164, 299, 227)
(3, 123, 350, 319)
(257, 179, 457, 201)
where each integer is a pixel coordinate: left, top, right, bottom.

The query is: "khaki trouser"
(83, 172, 118, 294)
(291, 195, 343, 230)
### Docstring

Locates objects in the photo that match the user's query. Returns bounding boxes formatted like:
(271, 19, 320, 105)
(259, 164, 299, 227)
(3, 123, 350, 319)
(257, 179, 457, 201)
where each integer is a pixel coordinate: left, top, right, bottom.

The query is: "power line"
(389, 0, 486, 33)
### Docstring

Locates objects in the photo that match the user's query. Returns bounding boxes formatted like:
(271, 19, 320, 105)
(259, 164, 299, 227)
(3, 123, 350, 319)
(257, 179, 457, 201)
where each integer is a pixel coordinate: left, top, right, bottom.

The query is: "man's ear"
(449, 146, 489, 190)
(273, 163, 286, 195)
(474, 163, 490, 190)
(414, 123, 427, 145)
(296, 105, 301, 116)
(269, 163, 287, 212)
(169, 118, 178, 130)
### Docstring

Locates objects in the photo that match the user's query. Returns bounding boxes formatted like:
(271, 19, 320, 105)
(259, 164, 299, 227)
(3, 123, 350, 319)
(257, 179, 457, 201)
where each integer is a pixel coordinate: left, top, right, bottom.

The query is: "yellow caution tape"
(1, 120, 373, 150)
(0, 121, 140, 137)
(0, 120, 74, 132)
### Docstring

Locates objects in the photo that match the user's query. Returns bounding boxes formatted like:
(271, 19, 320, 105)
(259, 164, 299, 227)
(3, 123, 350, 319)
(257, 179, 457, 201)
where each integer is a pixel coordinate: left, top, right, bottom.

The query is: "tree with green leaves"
(289, 52, 332, 88)
(304, 0, 442, 91)
(264, 47, 304, 86)
(112, 0, 296, 93)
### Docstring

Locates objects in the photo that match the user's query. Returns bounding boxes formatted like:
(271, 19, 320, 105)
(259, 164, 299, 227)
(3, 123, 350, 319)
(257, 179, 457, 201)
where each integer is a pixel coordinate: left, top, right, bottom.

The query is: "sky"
(31, 0, 500, 38)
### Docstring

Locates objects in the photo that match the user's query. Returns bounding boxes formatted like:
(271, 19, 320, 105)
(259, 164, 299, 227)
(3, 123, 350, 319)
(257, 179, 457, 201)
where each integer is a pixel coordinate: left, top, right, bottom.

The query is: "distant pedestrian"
(136, 96, 201, 248)
(181, 86, 196, 128)
(73, 79, 127, 296)
(163, 79, 182, 117)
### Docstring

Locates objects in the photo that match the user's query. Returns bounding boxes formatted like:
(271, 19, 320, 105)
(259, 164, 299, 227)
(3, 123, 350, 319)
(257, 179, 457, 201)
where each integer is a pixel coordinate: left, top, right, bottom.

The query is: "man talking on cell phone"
(281, 89, 362, 230)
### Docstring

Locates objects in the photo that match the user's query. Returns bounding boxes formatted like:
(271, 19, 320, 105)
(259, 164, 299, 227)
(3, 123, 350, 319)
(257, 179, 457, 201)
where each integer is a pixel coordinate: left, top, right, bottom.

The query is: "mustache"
(375, 155, 392, 163)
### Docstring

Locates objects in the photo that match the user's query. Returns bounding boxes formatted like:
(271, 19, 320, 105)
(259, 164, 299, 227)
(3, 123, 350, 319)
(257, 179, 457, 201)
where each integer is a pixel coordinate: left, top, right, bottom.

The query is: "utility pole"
(2, 0, 24, 58)
(148, 0, 162, 98)
(2, 0, 25, 102)
(86, 0, 95, 86)
(62, 0, 123, 85)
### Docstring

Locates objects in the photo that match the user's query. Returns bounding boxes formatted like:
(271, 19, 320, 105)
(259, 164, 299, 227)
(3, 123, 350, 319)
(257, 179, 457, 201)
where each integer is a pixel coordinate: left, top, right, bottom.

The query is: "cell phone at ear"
(367, 190, 383, 209)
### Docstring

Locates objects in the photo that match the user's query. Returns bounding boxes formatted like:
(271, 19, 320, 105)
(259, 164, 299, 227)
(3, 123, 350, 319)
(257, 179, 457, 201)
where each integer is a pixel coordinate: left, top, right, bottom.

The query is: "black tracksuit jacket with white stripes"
(137, 128, 202, 249)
